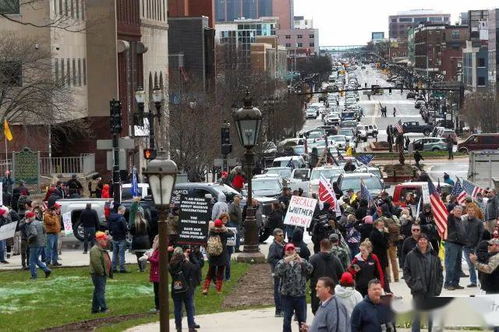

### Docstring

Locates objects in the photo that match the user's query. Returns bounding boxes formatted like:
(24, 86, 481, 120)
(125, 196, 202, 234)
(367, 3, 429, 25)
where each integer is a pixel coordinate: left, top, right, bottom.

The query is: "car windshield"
(266, 168, 292, 178)
(252, 179, 281, 192)
(339, 129, 353, 135)
(293, 145, 305, 154)
(310, 168, 343, 181)
(340, 176, 382, 192)
(307, 131, 323, 139)
(293, 169, 309, 180)
(329, 136, 346, 143)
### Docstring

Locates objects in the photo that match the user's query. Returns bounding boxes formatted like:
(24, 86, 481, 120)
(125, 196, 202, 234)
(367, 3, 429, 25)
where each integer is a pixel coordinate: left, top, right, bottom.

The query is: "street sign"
(97, 138, 135, 150)
(106, 150, 127, 171)
(13, 147, 40, 185)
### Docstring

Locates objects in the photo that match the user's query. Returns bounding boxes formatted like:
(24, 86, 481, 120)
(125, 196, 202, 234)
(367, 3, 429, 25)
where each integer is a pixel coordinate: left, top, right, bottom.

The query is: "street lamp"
(134, 88, 146, 129)
(144, 156, 178, 332)
(232, 92, 265, 263)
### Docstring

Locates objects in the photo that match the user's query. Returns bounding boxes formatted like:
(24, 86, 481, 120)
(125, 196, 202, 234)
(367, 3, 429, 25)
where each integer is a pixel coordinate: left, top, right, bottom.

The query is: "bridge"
(319, 45, 368, 55)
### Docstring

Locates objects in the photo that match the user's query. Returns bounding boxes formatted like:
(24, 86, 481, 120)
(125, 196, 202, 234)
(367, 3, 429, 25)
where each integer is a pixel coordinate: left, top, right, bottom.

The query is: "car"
(437, 128, 458, 143)
(336, 173, 384, 196)
(338, 128, 355, 142)
(341, 111, 358, 122)
(406, 92, 416, 99)
(308, 166, 345, 195)
(392, 182, 452, 207)
(328, 135, 347, 150)
(272, 156, 306, 168)
(324, 113, 341, 126)
(264, 167, 293, 181)
(354, 166, 383, 180)
(355, 124, 368, 142)
(412, 137, 447, 151)
(340, 120, 358, 129)
(262, 141, 278, 156)
(402, 121, 433, 136)
(248, 175, 283, 198)
(430, 126, 445, 137)
(457, 133, 499, 153)
(306, 108, 317, 119)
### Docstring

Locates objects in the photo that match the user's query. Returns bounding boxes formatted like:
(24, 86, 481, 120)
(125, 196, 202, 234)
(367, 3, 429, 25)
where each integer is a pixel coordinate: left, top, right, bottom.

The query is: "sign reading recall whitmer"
(177, 195, 211, 245)
(284, 196, 318, 228)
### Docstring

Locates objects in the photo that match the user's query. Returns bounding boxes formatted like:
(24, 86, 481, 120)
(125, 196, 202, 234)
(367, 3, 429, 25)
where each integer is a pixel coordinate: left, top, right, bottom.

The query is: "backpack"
(207, 234, 223, 256)
(171, 266, 189, 294)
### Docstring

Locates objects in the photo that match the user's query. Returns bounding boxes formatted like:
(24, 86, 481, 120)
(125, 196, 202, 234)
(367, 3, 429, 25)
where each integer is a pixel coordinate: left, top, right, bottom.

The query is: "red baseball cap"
(339, 272, 354, 286)
(214, 219, 223, 228)
(25, 211, 36, 219)
(284, 243, 296, 251)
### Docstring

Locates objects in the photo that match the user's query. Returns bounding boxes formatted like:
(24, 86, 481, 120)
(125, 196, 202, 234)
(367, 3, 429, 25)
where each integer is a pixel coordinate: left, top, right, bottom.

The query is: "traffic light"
(109, 99, 122, 134)
(221, 125, 232, 156)
(143, 148, 157, 160)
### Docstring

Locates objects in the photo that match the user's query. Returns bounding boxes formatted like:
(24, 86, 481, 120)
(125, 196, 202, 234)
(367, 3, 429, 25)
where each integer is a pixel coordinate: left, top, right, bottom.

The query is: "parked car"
(264, 167, 293, 181)
(308, 166, 345, 195)
(437, 128, 458, 143)
(272, 156, 306, 168)
(306, 108, 317, 119)
(402, 121, 433, 136)
(328, 135, 348, 150)
(392, 182, 452, 207)
(336, 173, 385, 196)
(338, 128, 355, 142)
(247, 175, 283, 198)
(457, 133, 499, 153)
(412, 137, 447, 151)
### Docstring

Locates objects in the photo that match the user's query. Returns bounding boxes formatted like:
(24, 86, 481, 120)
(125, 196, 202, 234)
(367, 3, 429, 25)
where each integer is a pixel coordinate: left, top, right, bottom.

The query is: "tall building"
(169, 0, 216, 28)
(277, 16, 319, 56)
(462, 10, 489, 91)
(488, 9, 499, 89)
(272, 0, 293, 29)
(389, 9, 450, 40)
(215, 0, 293, 28)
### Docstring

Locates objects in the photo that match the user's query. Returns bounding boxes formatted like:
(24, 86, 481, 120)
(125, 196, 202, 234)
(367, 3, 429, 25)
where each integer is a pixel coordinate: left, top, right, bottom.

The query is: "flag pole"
(4, 136, 7, 170)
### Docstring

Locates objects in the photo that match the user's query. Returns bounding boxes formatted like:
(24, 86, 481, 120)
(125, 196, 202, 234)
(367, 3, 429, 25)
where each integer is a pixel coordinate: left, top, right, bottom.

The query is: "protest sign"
(177, 195, 211, 245)
(0, 221, 17, 241)
(226, 227, 237, 246)
(63, 212, 73, 236)
(283, 196, 317, 228)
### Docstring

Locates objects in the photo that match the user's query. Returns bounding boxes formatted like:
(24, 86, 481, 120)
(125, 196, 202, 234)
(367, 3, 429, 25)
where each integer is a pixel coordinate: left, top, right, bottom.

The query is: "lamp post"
(144, 156, 178, 332)
(232, 92, 265, 263)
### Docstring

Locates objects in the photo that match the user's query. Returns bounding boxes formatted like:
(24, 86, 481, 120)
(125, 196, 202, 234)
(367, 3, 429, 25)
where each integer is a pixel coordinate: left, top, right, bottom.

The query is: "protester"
(18, 210, 34, 269)
(279, 187, 293, 240)
(329, 233, 350, 271)
(169, 246, 200, 332)
(108, 205, 129, 273)
(462, 205, 484, 288)
(334, 272, 363, 317)
(356, 215, 374, 243)
(219, 213, 233, 281)
(228, 195, 242, 252)
(351, 279, 396, 332)
(348, 239, 385, 296)
(401, 224, 421, 268)
(146, 235, 160, 312)
(444, 205, 466, 290)
(300, 277, 351, 332)
(291, 228, 311, 261)
(79, 203, 100, 254)
(403, 233, 444, 332)
(67, 174, 84, 196)
(267, 228, 286, 317)
(345, 214, 361, 257)
(43, 206, 61, 266)
(0, 207, 11, 264)
(202, 219, 233, 295)
(130, 209, 150, 272)
(212, 193, 229, 220)
(443, 172, 454, 186)
(309, 239, 344, 314)
(485, 190, 499, 233)
(369, 219, 390, 288)
(275, 243, 313, 332)
(89, 231, 112, 313)
(470, 238, 499, 294)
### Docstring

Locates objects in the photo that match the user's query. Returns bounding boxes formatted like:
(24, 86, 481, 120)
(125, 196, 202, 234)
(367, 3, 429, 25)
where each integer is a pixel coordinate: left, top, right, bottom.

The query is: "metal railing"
(39, 154, 95, 175)
(0, 160, 12, 174)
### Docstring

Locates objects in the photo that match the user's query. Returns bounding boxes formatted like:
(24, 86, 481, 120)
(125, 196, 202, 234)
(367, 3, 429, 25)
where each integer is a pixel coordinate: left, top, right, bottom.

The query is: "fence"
(39, 154, 95, 176)
(0, 160, 12, 175)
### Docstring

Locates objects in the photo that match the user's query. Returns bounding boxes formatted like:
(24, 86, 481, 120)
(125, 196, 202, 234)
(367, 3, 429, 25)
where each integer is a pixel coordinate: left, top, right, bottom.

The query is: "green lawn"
(0, 263, 249, 332)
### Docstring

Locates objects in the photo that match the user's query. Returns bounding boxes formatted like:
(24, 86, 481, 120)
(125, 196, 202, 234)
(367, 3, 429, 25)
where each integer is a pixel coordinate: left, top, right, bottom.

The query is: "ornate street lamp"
(144, 157, 178, 332)
(232, 92, 265, 262)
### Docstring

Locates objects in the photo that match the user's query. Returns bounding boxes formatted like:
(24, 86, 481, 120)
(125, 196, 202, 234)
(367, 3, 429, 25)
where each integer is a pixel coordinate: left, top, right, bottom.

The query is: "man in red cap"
(275, 242, 313, 332)
(334, 272, 363, 317)
(43, 206, 62, 266)
(89, 231, 112, 313)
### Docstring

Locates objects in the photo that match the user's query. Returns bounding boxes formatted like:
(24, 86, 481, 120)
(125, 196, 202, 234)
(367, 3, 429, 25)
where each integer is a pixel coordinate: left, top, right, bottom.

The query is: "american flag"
(318, 175, 341, 216)
(360, 179, 374, 207)
(428, 180, 448, 239)
(451, 179, 467, 205)
(395, 120, 404, 134)
(462, 179, 485, 199)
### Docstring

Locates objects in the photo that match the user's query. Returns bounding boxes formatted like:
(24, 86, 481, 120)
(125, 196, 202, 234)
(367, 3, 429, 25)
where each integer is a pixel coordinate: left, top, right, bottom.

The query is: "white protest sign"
(284, 196, 317, 228)
(0, 222, 17, 241)
(63, 212, 73, 236)
(421, 183, 430, 204)
(226, 227, 237, 246)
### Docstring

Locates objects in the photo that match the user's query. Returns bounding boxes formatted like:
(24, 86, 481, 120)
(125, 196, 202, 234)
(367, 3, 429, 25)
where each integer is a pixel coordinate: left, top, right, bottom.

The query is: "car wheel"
(458, 147, 468, 154)
(73, 220, 85, 241)
(423, 129, 431, 136)
(432, 148, 440, 152)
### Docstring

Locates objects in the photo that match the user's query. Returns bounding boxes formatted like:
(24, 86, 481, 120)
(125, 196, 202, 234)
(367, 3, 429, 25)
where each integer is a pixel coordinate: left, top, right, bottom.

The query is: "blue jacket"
(108, 213, 128, 241)
(351, 296, 395, 332)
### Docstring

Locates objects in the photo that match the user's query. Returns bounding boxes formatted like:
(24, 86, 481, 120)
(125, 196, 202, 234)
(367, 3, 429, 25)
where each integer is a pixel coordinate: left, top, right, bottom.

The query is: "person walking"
(275, 243, 313, 332)
(444, 205, 466, 290)
(404, 233, 444, 332)
(369, 219, 390, 287)
(202, 219, 233, 295)
(393, 107, 396, 117)
(79, 203, 100, 254)
(446, 136, 454, 160)
(485, 190, 499, 233)
(462, 206, 484, 288)
(309, 239, 344, 315)
(43, 206, 61, 266)
(228, 195, 242, 252)
(89, 231, 112, 313)
(300, 277, 351, 332)
(108, 205, 129, 273)
(348, 240, 385, 296)
(26, 212, 52, 279)
(170, 247, 200, 332)
(334, 272, 363, 317)
(401, 224, 421, 268)
(267, 228, 286, 317)
(18, 210, 34, 270)
(146, 235, 160, 312)
(414, 150, 423, 169)
(130, 209, 150, 272)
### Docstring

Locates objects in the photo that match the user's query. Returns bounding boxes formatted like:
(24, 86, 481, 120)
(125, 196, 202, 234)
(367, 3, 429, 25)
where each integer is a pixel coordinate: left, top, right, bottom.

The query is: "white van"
(272, 156, 306, 169)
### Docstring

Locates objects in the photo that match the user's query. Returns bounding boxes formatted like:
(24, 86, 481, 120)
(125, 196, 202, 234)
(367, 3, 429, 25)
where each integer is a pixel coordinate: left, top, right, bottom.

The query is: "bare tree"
(462, 89, 499, 133)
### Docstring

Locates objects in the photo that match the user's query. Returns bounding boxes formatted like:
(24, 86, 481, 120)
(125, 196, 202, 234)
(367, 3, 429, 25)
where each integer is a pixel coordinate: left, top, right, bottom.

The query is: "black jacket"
(351, 296, 395, 332)
(309, 251, 344, 287)
(369, 228, 389, 268)
(401, 236, 418, 267)
(476, 240, 499, 294)
(79, 208, 100, 229)
(446, 214, 465, 245)
(355, 222, 373, 243)
(108, 213, 128, 241)
(403, 246, 443, 297)
(463, 216, 484, 249)
(207, 228, 233, 266)
(267, 240, 285, 272)
(130, 222, 151, 251)
(291, 228, 311, 261)
(169, 258, 199, 296)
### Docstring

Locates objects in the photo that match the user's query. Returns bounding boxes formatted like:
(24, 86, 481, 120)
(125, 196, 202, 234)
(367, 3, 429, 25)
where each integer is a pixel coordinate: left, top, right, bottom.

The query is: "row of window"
(53, 0, 85, 20)
(285, 34, 315, 39)
(54, 58, 87, 87)
(285, 43, 315, 48)
(391, 16, 449, 23)
(142, 0, 166, 21)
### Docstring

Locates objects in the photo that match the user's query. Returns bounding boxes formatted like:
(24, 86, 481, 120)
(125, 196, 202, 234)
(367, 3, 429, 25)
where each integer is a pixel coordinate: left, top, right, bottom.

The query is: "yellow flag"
(4, 119, 13, 141)
(346, 146, 353, 156)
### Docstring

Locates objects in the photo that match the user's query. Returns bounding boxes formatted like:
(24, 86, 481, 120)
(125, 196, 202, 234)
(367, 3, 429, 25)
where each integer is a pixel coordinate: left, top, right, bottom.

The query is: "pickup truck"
(402, 121, 433, 136)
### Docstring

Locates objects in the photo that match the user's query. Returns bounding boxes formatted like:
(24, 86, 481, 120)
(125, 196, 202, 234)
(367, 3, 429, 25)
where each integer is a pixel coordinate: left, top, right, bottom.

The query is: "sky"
(294, 0, 499, 46)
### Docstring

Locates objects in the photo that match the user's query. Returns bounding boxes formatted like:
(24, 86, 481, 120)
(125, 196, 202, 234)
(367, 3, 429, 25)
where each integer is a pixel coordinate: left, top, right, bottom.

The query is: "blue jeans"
(463, 247, 477, 285)
(46, 234, 59, 264)
(83, 227, 96, 252)
(112, 240, 127, 271)
(91, 274, 107, 312)
(173, 292, 195, 329)
(282, 295, 306, 332)
(228, 222, 241, 251)
(0, 240, 5, 261)
(444, 242, 462, 287)
(273, 276, 282, 313)
(225, 246, 233, 280)
(29, 246, 50, 278)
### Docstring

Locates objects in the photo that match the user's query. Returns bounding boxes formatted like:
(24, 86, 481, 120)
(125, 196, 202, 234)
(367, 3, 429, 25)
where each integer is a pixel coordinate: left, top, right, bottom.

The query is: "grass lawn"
(0, 262, 249, 332)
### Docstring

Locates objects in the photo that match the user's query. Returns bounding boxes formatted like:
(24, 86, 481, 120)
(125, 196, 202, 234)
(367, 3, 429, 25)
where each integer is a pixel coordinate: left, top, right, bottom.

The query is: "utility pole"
(110, 99, 122, 210)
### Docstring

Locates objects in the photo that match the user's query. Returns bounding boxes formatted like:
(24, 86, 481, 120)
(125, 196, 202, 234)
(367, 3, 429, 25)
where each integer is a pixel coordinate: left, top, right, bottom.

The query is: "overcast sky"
(294, 0, 498, 46)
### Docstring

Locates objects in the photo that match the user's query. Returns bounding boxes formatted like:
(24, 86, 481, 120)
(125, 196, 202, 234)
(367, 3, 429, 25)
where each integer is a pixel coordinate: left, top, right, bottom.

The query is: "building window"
(67, 58, 71, 86)
(0, 61, 22, 86)
(399, 17, 412, 22)
(70, 0, 74, 17)
(451, 30, 460, 39)
(478, 76, 485, 86)
(82, 58, 86, 85)
(297, 42, 303, 47)
(75, 0, 79, 18)
(285, 43, 291, 47)
(309, 34, 314, 39)
(0, 0, 20, 14)
(478, 57, 486, 67)
(77, 58, 81, 86)
(61, 59, 65, 86)
(54, 58, 59, 82)
(285, 35, 291, 39)
(297, 34, 303, 39)
(72, 58, 76, 85)
(391, 18, 397, 23)
(309, 42, 314, 47)
(81, 0, 84, 20)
